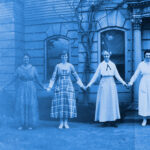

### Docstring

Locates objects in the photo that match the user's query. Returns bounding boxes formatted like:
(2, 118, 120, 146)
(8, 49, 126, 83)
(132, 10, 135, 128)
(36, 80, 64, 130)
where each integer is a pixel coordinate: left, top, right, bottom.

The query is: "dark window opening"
(46, 37, 69, 80)
(101, 30, 125, 79)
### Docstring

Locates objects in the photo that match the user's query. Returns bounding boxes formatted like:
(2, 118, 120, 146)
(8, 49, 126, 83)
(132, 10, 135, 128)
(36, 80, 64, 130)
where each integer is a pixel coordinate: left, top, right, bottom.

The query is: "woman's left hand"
(81, 85, 86, 91)
(46, 87, 51, 92)
(123, 82, 128, 87)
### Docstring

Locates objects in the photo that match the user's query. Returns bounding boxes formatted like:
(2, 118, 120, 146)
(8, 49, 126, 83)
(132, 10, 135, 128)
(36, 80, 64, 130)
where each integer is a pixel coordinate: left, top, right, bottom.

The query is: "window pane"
(47, 37, 69, 79)
(101, 30, 125, 79)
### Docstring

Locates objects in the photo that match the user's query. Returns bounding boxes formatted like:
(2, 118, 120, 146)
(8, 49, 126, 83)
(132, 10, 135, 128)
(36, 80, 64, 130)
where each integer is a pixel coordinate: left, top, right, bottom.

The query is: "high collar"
(103, 60, 111, 64)
(22, 64, 32, 69)
(144, 60, 150, 64)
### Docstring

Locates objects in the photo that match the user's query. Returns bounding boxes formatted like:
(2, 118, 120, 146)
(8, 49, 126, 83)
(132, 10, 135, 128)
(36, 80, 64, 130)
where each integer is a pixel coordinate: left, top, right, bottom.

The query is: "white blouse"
(87, 61, 125, 87)
(129, 61, 150, 85)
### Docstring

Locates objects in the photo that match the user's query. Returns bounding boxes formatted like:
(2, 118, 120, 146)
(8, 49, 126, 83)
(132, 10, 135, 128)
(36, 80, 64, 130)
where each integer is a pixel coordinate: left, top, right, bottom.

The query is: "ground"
(0, 92, 149, 150)
(0, 120, 150, 150)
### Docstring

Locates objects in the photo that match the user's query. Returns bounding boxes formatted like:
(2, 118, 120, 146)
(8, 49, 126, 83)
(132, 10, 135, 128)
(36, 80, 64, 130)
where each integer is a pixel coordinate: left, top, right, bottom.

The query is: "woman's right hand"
(122, 82, 128, 87)
(82, 85, 86, 91)
(127, 82, 132, 87)
(86, 85, 89, 90)
(46, 87, 51, 92)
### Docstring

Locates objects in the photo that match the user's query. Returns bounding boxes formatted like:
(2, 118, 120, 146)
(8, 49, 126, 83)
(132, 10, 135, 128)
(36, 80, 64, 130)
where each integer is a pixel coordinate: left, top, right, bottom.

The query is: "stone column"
(132, 18, 142, 109)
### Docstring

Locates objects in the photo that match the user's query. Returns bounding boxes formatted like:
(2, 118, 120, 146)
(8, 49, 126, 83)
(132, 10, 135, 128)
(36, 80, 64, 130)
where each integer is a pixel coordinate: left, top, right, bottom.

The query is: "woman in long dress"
(3, 54, 44, 130)
(128, 50, 150, 126)
(47, 50, 85, 129)
(86, 50, 127, 127)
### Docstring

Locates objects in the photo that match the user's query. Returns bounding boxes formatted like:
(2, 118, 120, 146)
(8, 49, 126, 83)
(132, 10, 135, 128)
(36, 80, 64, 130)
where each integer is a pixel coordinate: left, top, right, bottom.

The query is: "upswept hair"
(102, 49, 112, 56)
(144, 50, 150, 58)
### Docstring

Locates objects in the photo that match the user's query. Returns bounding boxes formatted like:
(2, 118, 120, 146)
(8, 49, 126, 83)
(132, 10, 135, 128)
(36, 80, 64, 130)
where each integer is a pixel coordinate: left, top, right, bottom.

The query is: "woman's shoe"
(101, 122, 108, 127)
(142, 119, 147, 126)
(18, 126, 23, 130)
(58, 123, 63, 129)
(28, 127, 33, 130)
(110, 122, 118, 128)
(64, 124, 69, 129)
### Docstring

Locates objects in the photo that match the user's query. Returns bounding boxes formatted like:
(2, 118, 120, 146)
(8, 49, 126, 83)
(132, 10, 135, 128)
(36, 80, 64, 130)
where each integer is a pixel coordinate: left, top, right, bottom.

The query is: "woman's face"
(61, 54, 68, 63)
(23, 55, 30, 65)
(145, 52, 150, 62)
(103, 51, 110, 62)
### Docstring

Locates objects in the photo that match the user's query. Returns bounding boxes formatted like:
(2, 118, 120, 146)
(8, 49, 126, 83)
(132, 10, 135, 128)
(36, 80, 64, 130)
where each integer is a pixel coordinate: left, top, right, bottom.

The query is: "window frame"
(98, 28, 128, 80)
(44, 35, 71, 81)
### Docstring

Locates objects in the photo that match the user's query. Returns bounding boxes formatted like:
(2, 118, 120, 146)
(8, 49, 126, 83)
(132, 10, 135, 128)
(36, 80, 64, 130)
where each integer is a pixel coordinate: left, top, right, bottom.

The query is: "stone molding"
(131, 17, 142, 30)
(127, 1, 150, 18)
(46, 23, 77, 39)
(127, 0, 150, 7)
(96, 10, 129, 30)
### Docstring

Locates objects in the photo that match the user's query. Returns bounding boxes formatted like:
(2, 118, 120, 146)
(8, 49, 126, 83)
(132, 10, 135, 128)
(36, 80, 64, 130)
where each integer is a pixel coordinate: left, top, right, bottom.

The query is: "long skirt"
(138, 75, 150, 116)
(15, 81, 38, 127)
(95, 76, 120, 122)
(50, 77, 77, 119)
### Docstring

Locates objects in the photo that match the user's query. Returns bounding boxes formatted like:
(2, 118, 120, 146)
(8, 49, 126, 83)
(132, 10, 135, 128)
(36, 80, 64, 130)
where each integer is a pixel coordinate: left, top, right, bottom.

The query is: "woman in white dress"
(86, 50, 127, 127)
(128, 50, 150, 126)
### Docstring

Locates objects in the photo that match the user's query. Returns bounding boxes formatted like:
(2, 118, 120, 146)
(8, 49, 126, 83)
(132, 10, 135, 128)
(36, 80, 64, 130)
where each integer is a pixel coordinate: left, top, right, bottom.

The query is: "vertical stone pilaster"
(132, 17, 142, 109)
(14, 0, 24, 67)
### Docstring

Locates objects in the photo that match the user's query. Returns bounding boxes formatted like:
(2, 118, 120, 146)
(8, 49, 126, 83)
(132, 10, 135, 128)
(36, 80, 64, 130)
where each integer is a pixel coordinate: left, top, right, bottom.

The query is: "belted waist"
(58, 75, 70, 79)
(20, 79, 34, 82)
(102, 75, 114, 77)
(142, 74, 150, 76)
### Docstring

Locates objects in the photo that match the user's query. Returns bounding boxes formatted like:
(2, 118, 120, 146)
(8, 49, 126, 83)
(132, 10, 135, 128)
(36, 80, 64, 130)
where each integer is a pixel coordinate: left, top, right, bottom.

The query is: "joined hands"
(46, 87, 51, 92)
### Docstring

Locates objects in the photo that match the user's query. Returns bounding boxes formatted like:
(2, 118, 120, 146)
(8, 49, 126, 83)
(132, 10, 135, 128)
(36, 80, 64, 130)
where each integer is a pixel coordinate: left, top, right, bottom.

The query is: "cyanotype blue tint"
(47, 37, 69, 80)
(0, 0, 150, 149)
(101, 30, 125, 79)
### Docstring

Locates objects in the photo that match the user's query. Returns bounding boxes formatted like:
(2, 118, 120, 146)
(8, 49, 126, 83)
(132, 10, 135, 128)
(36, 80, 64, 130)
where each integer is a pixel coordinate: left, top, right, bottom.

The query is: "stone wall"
(0, 0, 24, 95)
(24, 0, 79, 98)
(78, 0, 133, 104)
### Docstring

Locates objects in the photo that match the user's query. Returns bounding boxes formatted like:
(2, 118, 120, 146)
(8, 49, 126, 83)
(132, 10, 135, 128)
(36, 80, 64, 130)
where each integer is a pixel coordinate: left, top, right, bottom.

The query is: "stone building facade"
(0, 0, 150, 117)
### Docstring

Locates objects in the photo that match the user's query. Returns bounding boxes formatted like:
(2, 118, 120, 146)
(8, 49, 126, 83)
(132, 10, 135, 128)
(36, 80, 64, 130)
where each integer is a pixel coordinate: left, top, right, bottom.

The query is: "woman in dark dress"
(3, 54, 44, 130)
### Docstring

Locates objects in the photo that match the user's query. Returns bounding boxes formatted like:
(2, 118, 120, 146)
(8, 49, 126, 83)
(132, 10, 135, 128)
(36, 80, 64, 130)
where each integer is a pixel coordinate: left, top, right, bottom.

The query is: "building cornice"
(126, 0, 150, 7)
(0, 0, 24, 4)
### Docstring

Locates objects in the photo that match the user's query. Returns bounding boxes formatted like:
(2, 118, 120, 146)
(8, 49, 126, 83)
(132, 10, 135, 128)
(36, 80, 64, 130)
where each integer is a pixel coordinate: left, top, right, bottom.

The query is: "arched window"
(101, 30, 125, 79)
(45, 36, 70, 80)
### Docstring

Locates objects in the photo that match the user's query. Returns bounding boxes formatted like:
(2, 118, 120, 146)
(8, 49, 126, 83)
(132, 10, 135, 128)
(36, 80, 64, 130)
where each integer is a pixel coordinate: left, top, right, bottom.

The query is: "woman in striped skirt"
(47, 51, 85, 129)
(86, 50, 127, 127)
